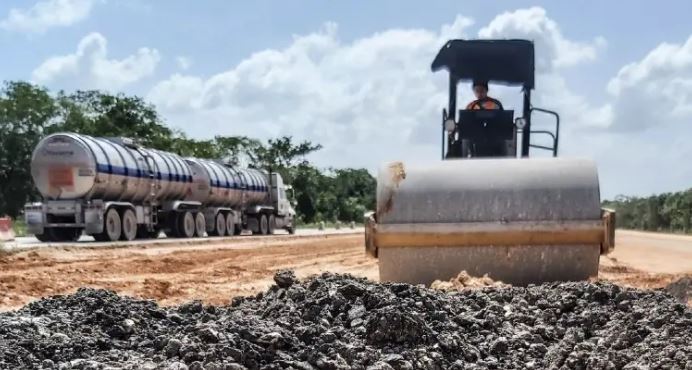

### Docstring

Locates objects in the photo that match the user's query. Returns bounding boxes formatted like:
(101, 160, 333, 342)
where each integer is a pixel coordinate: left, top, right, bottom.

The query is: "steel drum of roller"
(31, 133, 192, 202)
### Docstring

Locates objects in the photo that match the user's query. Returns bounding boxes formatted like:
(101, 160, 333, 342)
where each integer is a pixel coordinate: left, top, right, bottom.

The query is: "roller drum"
(377, 158, 601, 225)
(372, 157, 607, 285)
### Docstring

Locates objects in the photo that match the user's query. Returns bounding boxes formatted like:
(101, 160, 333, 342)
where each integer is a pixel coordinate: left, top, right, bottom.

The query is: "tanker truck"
(23, 132, 296, 242)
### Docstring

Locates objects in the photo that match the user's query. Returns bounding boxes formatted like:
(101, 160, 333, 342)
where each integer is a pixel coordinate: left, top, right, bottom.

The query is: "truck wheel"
(259, 214, 269, 235)
(287, 226, 295, 235)
(35, 229, 56, 242)
(194, 212, 206, 237)
(95, 208, 121, 242)
(178, 211, 196, 238)
(120, 209, 137, 241)
(268, 215, 276, 235)
(210, 213, 226, 237)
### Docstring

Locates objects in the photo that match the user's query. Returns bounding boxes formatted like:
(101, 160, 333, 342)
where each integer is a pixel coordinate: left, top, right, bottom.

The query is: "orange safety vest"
(466, 97, 502, 110)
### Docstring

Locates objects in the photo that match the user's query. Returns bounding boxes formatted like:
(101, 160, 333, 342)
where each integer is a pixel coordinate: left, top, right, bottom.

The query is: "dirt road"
(0, 233, 375, 311)
(0, 230, 690, 311)
(599, 230, 692, 293)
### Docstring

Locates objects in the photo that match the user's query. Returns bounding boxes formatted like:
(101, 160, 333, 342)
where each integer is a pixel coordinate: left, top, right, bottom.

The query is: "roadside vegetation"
(0, 81, 375, 227)
(603, 189, 692, 233)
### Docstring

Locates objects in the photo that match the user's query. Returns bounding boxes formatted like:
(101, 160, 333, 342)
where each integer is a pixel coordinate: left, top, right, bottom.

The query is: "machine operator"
(466, 80, 503, 110)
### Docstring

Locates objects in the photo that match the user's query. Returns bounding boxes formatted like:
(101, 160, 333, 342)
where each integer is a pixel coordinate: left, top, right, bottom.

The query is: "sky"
(1, 0, 691, 199)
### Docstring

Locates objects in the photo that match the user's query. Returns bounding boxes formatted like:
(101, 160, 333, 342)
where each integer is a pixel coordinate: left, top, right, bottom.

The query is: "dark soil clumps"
(0, 272, 690, 369)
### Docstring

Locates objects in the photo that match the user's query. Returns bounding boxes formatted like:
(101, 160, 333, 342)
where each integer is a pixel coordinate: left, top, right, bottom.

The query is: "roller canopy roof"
(431, 39, 535, 89)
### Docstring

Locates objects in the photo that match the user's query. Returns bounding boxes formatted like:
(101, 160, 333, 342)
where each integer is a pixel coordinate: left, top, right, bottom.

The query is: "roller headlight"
(514, 117, 527, 129)
(444, 119, 456, 133)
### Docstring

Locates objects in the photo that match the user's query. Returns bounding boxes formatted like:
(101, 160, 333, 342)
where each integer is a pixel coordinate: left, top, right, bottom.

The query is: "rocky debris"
(665, 276, 692, 307)
(273, 269, 298, 289)
(0, 272, 690, 369)
(431, 270, 507, 291)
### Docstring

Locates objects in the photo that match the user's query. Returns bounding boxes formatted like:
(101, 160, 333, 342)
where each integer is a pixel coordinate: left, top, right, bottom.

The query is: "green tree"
(604, 189, 692, 233)
(213, 136, 261, 166)
(53, 90, 175, 150)
(0, 81, 58, 217)
(333, 168, 376, 222)
(0, 81, 379, 225)
(288, 164, 326, 223)
(252, 136, 322, 172)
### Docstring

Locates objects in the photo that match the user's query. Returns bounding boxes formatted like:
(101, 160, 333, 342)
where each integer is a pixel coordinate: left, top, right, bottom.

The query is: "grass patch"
(12, 218, 27, 237)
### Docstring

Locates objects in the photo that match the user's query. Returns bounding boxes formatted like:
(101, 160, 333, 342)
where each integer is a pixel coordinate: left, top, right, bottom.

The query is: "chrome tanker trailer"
(24, 133, 296, 242)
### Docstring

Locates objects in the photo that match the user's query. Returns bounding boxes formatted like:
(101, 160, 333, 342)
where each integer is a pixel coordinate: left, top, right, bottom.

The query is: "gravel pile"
(0, 271, 690, 369)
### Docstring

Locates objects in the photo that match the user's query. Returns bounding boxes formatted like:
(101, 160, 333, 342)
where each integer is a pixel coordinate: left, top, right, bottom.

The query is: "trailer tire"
(233, 224, 242, 235)
(95, 208, 121, 242)
(287, 226, 295, 235)
(210, 213, 226, 237)
(224, 213, 235, 237)
(259, 214, 269, 235)
(194, 212, 206, 237)
(178, 211, 195, 238)
(120, 209, 137, 241)
(268, 215, 276, 235)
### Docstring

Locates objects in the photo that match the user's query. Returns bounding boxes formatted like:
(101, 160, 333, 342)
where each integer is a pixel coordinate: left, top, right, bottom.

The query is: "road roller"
(365, 39, 615, 286)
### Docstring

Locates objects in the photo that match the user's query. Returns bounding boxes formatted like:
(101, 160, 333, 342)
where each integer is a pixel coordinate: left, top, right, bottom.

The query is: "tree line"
(0, 81, 375, 224)
(603, 189, 692, 233)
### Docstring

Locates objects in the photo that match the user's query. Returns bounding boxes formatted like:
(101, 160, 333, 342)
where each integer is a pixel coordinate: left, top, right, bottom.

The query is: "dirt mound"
(431, 271, 507, 291)
(1, 272, 690, 369)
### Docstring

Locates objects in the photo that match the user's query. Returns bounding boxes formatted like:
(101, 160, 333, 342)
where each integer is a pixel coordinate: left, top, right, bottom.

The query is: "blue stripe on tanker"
(95, 163, 266, 192)
(96, 163, 193, 183)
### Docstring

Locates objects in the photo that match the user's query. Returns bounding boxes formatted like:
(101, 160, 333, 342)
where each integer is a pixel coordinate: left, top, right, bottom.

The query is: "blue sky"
(1, 0, 692, 198)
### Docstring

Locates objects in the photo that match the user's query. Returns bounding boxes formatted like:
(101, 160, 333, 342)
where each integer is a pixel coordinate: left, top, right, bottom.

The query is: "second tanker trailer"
(23, 132, 296, 242)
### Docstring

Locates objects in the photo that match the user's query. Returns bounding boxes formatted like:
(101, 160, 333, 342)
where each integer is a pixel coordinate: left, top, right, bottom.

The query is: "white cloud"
(146, 7, 692, 197)
(148, 8, 606, 173)
(606, 36, 692, 130)
(0, 0, 98, 33)
(176, 56, 192, 70)
(479, 7, 605, 72)
(473, 7, 613, 133)
(32, 32, 160, 90)
(148, 19, 472, 169)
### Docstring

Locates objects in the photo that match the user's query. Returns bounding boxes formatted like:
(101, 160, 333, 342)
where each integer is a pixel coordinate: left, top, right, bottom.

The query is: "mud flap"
(600, 208, 616, 254)
(364, 212, 377, 258)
